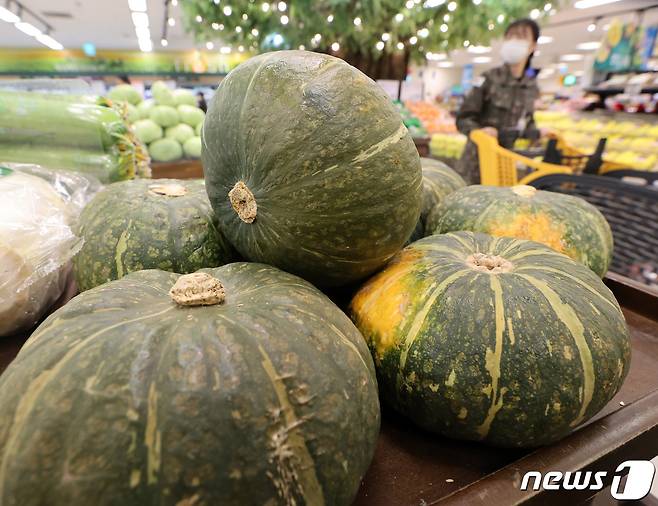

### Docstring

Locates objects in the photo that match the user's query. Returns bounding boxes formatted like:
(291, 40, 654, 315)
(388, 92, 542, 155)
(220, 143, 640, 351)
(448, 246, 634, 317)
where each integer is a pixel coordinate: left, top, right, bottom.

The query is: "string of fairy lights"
(161, 0, 557, 58)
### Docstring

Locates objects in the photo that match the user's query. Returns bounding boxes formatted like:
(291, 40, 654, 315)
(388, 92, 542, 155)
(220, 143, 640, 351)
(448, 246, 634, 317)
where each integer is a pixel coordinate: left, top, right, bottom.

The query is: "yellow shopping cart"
(471, 129, 628, 187)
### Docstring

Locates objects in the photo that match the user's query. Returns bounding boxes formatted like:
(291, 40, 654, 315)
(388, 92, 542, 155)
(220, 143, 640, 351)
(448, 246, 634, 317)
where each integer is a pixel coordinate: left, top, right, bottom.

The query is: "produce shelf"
(1, 273, 657, 505)
(151, 159, 203, 180)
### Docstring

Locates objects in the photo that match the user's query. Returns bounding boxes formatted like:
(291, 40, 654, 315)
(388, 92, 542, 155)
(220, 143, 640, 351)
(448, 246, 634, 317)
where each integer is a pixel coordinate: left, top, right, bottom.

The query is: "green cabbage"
(148, 138, 183, 162)
(165, 124, 195, 144)
(136, 99, 156, 120)
(177, 105, 205, 127)
(173, 89, 197, 107)
(151, 81, 176, 106)
(108, 84, 142, 105)
(183, 136, 202, 159)
(134, 119, 163, 144)
(149, 106, 180, 128)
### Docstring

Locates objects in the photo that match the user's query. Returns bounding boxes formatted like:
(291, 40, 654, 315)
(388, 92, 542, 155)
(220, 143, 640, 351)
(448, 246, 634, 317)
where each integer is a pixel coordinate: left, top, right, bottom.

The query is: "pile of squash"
(0, 51, 630, 505)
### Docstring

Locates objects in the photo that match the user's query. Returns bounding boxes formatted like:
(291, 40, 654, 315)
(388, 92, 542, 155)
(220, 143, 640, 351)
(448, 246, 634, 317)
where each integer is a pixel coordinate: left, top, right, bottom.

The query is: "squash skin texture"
(0, 263, 380, 505)
(73, 179, 236, 291)
(202, 50, 422, 287)
(426, 185, 613, 277)
(351, 231, 630, 448)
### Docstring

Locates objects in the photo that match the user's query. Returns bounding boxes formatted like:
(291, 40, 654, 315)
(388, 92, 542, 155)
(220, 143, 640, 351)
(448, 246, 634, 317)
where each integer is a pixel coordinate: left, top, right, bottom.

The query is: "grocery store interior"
(1, 0, 658, 505)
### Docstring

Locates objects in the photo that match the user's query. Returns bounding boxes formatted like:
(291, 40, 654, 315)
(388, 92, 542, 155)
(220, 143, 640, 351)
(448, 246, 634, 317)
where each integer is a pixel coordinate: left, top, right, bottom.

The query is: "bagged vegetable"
(149, 138, 182, 162)
(173, 89, 197, 107)
(177, 104, 205, 127)
(150, 105, 180, 127)
(183, 136, 202, 158)
(165, 123, 195, 144)
(0, 167, 83, 336)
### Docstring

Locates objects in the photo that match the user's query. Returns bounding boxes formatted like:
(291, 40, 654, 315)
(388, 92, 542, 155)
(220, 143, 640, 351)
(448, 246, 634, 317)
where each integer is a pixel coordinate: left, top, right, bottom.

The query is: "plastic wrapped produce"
(0, 166, 84, 335)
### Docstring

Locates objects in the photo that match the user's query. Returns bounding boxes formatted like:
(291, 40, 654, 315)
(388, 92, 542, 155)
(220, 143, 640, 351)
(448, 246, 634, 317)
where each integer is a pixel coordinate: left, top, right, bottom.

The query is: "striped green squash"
(73, 179, 235, 291)
(426, 185, 613, 277)
(409, 158, 466, 243)
(202, 50, 422, 287)
(0, 263, 380, 505)
(350, 231, 630, 448)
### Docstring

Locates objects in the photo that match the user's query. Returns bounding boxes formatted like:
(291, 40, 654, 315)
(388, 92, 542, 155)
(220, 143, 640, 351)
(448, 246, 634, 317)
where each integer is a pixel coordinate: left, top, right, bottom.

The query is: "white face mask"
(500, 39, 530, 64)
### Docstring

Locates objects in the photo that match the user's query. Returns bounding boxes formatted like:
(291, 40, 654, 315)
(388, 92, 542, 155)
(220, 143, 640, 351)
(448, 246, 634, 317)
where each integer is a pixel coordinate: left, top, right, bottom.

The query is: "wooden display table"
(151, 160, 203, 180)
(1, 274, 657, 505)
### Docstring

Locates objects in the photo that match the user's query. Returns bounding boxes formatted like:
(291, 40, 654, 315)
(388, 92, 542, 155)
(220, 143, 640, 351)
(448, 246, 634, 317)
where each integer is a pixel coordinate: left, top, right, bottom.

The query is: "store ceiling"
(1, 0, 657, 75)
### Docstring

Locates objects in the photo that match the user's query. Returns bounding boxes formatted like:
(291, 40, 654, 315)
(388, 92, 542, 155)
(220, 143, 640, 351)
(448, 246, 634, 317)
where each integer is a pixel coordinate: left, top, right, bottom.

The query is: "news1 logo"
(520, 460, 656, 500)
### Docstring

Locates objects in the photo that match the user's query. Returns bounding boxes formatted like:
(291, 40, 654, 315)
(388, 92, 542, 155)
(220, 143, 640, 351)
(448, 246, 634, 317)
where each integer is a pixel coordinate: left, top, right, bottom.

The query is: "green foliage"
(181, 0, 549, 63)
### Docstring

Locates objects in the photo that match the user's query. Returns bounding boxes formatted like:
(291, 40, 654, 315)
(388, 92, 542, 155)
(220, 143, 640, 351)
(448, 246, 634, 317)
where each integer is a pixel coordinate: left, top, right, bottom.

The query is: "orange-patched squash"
(350, 231, 630, 447)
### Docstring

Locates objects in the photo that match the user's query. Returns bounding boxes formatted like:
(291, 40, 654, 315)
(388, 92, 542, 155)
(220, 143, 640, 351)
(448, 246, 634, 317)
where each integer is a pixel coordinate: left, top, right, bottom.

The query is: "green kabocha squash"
(426, 185, 613, 277)
(202, 50, 422, 287)
(73, 179, 235, 291)
(0, 263, 380, 505)
(408, 158, 466, 243)
(351, 231, 630, 448)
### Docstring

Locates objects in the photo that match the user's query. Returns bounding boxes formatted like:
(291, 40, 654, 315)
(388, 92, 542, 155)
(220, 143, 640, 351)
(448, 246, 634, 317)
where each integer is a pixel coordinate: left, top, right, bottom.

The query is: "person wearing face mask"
(455, 19, 540, 184)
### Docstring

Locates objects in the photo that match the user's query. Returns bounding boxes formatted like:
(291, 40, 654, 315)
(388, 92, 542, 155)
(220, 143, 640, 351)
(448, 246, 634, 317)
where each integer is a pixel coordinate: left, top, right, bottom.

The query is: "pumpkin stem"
(466, 253, 513, 274)
(511, 185, 537, 198)
(169, 272, 226, 306)
(229, 181, 257, 223)
(149, 183, 188, 197)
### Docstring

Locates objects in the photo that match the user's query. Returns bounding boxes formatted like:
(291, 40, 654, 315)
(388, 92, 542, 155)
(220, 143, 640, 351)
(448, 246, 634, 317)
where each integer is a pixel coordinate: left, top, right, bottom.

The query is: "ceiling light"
(313, 33, 321, 41)
(376, 41, 384, 50)
(220, 46, 231, 54)
(538, 35, 553, 44)
(168, 17, 175, 27)
(132, 12, 149, 27)
(15, 22, 41, 37)
(223, 6, 232, 15)
(424, 0, 446, 6)
(443, 14, 450, 22)
(138, 38, 153, 52)
(538, 68, 555, 78)
(128, 0, 147, 12)
(447, 1, 457, 11)
(172, 0, 178, 6)
(468, 45, 491, 54)
(577, 41, 600, 51)
(574, 0, 621, 8)
(213, 0, 219, 4)
(409, 36, 418, 44)
(219, 24, 224, 30)
(497, 14, 505, 23)
(235, 26, 242, 32)
(327, 14, 333, 22)
(278, 1, 287, 11)
(354, 17, 362, 25)
(438, 61, 454, 68)
(161, 38, 168, 47)
(418, 27, 429, 38)
(135, 26, 151, 39)
(0, 6, 20, 23)
(212, 22, 220, 30)
(331, 42, 340, 51)
(561, 54, 584, 61)
(395, 13, 403, 22)
(242, 14, 248, 20)
(36, 33, 63, 50)
(463, 40, 470, 47)
(473, 56, 491, 64)
(587, 23, 596, 32)
(406, 0, 414, 8)
(261, 3, 270, 12)
(544, 3, 552, 10)
(298, 44, 305, 50)
(530, 8, 540, 19)
(426, 52, 446, 60)
(488, 23, 494, 30)
(473, 0, 481, 4)
(206, 41, 214, 50)
(381, 33, 390, 41)
(239, 45, 245, 52)
(440, 23, 448, 32)
(280, 15, 288, 24)
(251, 28, 259, 36)
(397, 42, 404, 50)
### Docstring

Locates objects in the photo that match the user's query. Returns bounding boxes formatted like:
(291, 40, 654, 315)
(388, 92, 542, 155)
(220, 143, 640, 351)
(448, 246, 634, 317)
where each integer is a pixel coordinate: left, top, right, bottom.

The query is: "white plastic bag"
(0, 165, 85, 335)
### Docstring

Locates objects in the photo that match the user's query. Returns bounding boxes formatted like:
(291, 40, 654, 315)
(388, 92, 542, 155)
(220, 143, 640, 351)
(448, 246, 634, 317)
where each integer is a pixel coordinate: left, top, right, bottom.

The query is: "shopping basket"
(470, 129, 627, 186)
(528, 173, 658, 286)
